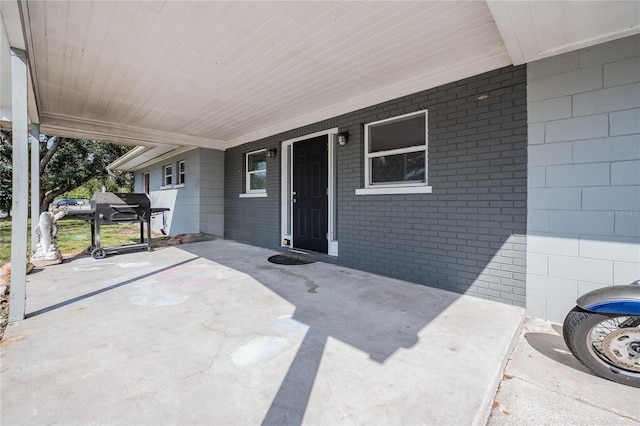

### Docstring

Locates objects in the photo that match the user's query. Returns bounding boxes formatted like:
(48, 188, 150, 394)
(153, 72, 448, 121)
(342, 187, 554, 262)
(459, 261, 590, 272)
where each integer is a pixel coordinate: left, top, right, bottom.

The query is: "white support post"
(9, 48, 28, 322)
(30, 123, 40, 252)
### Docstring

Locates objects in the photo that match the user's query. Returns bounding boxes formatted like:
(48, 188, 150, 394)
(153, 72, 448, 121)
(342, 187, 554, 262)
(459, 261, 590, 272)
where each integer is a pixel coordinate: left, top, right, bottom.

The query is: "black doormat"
(268, 254, 316, 265)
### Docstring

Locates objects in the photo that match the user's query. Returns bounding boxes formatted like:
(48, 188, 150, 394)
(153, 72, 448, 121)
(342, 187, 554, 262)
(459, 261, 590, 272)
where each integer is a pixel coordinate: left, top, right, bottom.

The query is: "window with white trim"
(177, 160, 186, 185)
(163, 164, 173, 186)
(245, 149, 267, 193)
(358, 110, 430, 195)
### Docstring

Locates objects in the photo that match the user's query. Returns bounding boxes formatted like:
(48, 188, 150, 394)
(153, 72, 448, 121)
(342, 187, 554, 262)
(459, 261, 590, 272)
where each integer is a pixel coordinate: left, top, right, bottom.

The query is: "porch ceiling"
(7, 1, 640, 152)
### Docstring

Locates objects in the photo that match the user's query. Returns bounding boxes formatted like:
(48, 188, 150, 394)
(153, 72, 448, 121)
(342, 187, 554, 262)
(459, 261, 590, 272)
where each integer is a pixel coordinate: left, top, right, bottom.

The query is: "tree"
(66, 175, 133, 200)
(0, 130, 133, 215)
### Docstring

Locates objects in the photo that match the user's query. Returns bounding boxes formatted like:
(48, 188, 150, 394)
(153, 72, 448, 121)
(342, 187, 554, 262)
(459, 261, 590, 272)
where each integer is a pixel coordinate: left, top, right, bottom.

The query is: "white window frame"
(240, 149, 267, 198)
(175, 160, 186, 187)
(162, 164, 173, 188)
(356, 110, 432, 195)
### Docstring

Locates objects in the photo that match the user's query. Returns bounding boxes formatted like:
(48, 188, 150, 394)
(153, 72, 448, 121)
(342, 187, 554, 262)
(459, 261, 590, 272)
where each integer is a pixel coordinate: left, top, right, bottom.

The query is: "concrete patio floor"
(489, 318, 640, 425)
(1, 239, 524, 425)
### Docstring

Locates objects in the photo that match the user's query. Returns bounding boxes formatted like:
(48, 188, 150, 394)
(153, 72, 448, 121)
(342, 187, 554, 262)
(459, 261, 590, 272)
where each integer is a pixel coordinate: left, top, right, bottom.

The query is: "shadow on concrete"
(178, 243, 460, 426)
(26, 257, 198, 318)
(524, 332, 595, 376)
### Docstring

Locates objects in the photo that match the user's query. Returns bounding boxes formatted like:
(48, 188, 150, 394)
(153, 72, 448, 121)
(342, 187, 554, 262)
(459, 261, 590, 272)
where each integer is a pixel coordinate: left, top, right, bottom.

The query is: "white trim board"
(280, 128, 338, 257)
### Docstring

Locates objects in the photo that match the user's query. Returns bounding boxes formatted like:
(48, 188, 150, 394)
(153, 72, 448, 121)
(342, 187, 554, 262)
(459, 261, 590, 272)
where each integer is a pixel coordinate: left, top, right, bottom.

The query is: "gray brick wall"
(225, 120, 337, 249)
(225, 66, 528, 306)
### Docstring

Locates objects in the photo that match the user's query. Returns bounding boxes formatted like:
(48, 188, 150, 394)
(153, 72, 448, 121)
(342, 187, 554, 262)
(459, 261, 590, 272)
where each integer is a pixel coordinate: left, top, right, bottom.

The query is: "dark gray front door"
(293, 135, 328, 253)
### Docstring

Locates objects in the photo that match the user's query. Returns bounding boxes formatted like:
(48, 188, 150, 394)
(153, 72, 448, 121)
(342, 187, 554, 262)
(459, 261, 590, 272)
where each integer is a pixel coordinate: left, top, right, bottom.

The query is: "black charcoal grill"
(71, 192, 168, 259)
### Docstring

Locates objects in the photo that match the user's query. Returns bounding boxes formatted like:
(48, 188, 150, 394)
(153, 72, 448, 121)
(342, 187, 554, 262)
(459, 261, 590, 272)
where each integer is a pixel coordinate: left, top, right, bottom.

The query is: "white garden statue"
(31, 210, 66, 265)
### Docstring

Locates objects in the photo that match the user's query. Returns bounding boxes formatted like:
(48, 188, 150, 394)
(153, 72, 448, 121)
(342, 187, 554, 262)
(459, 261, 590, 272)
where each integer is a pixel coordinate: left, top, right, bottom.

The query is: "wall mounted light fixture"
(267, 148, 278, 158)
(337, 131, 349, 145)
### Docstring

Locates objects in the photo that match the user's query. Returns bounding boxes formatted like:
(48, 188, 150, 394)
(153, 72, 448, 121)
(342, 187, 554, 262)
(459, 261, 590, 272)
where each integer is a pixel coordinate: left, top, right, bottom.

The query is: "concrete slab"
(1, 239, 524, 425)
(489, 318, 640, 425)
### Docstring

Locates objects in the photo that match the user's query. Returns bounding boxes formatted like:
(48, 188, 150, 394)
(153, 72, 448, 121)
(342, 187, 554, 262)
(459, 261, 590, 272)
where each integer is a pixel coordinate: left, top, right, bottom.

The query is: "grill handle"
(109, 204, 140, 208)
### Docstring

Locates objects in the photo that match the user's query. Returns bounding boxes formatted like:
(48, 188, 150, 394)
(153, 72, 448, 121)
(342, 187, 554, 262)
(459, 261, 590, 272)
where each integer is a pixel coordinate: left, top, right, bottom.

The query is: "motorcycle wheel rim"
(587, 316, 640, 374)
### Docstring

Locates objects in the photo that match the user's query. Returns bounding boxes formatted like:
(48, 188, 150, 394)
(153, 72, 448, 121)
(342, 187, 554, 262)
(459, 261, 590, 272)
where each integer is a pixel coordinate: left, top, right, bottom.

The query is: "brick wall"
(225, 120, 336, 249)
(225, 66, 528, 306)
(526, 35, 640, 322)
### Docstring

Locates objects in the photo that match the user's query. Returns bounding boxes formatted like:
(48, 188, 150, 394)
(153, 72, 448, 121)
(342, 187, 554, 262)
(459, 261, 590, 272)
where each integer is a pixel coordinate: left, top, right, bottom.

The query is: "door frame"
(280, 128, 338, 256)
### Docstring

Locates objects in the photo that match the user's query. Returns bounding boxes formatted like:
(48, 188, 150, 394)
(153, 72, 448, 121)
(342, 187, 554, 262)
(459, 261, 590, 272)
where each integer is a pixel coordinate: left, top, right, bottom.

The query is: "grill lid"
(91, 193, 151, 210)
(91, 193, 151, 223)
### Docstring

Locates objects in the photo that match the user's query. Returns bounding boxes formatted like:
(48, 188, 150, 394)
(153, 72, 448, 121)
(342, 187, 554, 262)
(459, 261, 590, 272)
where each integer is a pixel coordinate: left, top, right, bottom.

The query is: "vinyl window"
(357, 110, 431, 195)
(246, 149, 267, 193)
(178, 160, 186, 185)
(163, 164, 173, 186)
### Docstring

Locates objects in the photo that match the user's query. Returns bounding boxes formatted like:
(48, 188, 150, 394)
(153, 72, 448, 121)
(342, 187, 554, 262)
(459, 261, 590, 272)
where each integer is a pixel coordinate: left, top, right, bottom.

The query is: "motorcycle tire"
(563, 306, 640, 388)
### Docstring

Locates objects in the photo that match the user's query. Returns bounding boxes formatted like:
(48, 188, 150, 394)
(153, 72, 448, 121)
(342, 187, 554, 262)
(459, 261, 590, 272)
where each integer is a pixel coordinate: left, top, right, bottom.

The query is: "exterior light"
(267, 148, 277, 158)
(337, 131, 349, 145)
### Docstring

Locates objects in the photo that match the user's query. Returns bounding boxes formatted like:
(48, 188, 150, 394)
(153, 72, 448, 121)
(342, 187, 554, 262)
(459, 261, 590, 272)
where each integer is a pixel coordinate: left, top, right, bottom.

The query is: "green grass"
(0, 217, 154, 265)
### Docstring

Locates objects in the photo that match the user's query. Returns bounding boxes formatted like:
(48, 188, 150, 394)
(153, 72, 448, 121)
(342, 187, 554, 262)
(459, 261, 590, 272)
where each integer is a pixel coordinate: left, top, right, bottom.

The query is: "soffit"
(25, 1, 510, 148)
(488, 1, 640, 65)
(19, 1, 640, 151)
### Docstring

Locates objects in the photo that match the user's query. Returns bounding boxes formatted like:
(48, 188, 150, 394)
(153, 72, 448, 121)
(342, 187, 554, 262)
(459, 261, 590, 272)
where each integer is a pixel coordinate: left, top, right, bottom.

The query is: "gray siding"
(225, 65, 528, 306)
(199, 148, 225, 236)
(136, 148, 224, 236)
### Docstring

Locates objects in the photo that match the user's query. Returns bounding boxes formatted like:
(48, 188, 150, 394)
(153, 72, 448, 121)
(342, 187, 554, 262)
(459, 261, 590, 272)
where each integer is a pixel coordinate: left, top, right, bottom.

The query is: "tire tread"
(562, 307, 640, 387)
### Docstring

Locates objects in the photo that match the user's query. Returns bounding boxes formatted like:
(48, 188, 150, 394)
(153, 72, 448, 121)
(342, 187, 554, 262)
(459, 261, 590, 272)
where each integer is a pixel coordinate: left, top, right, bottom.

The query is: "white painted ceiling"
(2, 0, 639, 164)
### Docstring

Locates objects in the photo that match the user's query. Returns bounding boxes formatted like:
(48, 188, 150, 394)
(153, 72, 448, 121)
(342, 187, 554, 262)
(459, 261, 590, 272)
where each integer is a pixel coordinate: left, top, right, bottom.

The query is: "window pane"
(248, 151, 267, 171)
(369, 113, 426, 153)
(371, 151, 425, 184)
(250, 171, 266, 190)
(165, 166, 172, 176)
(179, 162, 185, 173)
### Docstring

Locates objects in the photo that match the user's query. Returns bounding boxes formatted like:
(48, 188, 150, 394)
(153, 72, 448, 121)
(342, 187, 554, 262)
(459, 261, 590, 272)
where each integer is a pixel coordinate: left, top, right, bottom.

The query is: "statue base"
(30, 258, 63, 267)
(30, 251, 63, 267)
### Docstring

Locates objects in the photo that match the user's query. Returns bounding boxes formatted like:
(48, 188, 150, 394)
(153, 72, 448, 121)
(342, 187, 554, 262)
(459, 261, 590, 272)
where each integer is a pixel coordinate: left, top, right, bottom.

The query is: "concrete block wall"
(225, 66, 528, 306)
(526, 35, 640, 322)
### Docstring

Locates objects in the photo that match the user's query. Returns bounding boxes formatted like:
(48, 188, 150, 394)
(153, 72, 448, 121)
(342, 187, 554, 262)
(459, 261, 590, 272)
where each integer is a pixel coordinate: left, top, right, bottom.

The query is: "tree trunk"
(40, 189, 65, 213)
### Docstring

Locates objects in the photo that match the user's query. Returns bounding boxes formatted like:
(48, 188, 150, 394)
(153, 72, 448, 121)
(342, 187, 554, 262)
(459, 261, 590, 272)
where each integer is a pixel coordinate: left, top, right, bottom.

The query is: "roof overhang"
(107, 145, 197, 172)
(2, 0, 639, 168)
(0, 0, 39, 126)
(40, 113, 225, 150)
(488, 1, 640, 65)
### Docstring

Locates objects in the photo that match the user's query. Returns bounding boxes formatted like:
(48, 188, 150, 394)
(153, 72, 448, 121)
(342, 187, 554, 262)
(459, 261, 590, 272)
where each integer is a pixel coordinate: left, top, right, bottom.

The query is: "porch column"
(9, 47, 28, 322)
(30, 123, 40, 251)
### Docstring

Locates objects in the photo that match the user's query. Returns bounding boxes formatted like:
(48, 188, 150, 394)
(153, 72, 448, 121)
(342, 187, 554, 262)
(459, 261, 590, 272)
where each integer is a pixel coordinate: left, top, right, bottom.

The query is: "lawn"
(0, 216, 158, 264)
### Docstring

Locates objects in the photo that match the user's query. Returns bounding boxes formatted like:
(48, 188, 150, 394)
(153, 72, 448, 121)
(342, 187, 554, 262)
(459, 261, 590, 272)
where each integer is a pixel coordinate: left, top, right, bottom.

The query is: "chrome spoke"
(588, 316, 640, 373)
